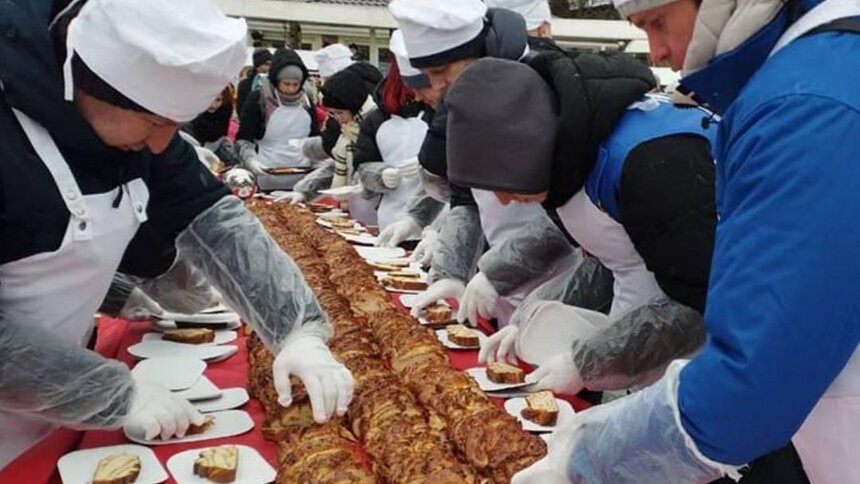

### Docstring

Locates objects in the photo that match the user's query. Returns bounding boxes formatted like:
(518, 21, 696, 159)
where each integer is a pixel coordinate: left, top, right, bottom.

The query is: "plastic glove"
(381, 168, 401, 189)
(124, 381, 204, 441)
(409, 279, 466, 319)
(119, 287, 164, 321)
(410, 227, 439, 266)
(457, 272, 500, 326)
(245, 157, 269, 176)
(478, 325, 519, 365)
(525, 351, 585, 396)
(273, 334, 354, 423)
(376, 217, 422, 248)
(273, 191, 306, 205)
(513, 361, 739, 483)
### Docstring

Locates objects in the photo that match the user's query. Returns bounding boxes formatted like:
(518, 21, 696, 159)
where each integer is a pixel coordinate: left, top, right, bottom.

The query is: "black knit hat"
(253, 49, 273, 69)
(446, 58, 557, 194)
(321, 69, 374, 114)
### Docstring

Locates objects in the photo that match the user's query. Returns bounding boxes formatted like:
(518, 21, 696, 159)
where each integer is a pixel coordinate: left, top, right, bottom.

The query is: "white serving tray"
(193, 388, 250, 413)
(504, 396, 576, 433)
(58, 444, 167, 484)
(124, 410, 253, 446)
(174, 376, 222, 402)
(166, 445, 275, 484)
(131, 357, 205, 391)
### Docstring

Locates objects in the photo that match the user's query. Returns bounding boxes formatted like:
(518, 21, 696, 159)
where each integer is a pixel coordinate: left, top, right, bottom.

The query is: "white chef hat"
(389, 30, 431, 90)
(314, 44, 355, 78)
(612, 0, 677, 18)
(62, 0, 247, 123)
(484, 0, 551, 31)
(389, 0, 488, 69)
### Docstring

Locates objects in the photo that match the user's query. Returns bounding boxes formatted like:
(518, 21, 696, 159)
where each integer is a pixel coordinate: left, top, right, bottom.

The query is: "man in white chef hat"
(0, 0, 352, 469)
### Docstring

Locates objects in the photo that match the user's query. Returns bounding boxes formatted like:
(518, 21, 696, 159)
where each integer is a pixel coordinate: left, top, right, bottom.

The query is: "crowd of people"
(1, 0, 858, 482)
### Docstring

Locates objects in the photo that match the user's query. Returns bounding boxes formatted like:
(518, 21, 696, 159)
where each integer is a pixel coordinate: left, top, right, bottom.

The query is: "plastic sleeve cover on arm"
(0, 310, 134, 428)
(235, 139, 258, 165)
(355, 162, 390, 194)
(301, 136, 329, 162)
(176, 196, 331, 351)
(293, 160, 335, 201)
(138, 258, 218, 315)
(429, 204, 485, 283)
(99, 274, 138, 316)
(678, 98, 860, 465)
(406, 188, 446, 228)
(571, 297, 705, 392)
(477, 213, 575, 296)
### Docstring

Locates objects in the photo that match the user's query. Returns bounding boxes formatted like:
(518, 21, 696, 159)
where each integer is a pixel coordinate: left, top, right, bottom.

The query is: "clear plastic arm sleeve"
(301, 136, 329, 162)
(99, 274, 137, 316)
(0, 310, 134, 429)
(355, 162, 391, 194)
(405, 187, 446, 228)
(176, 196, 331, 351)
(571, 297, 706, 392)
(429, 204, 485, 283)
(235, 139, 257, 165)
(477, 213, 575, 296)
(293, 160, 334, 201)
(137, 258, 218, 315)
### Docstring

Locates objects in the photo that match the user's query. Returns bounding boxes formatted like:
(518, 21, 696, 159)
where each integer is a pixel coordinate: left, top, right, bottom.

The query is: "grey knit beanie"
(276, 64, 305, 82)
(613, 0, 679, 18)
(446, 58, 557, 194)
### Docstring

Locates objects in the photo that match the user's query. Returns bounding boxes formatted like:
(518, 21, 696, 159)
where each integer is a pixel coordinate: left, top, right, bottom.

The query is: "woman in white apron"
(236, 49, 319, 191)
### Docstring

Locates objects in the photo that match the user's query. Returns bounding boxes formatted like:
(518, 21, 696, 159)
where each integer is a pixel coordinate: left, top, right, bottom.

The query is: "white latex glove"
(382, 168, 401, 189)
(124, 381, 204, 441)
(526, 351, 584, 395)
(245, 157, 269, 176)
(457, 272, 500, 326)
(478, 325, 519, 365)
(273, 191, 306, 205)
(397, 157, 420, 176)
(511, 422, 579, 484)
(409, 279, 466, 318)
(273, 333, 354, 423)
(376, 217, 422, 248)
(119, 287, 164, 321)
(410, 227, 439, 266)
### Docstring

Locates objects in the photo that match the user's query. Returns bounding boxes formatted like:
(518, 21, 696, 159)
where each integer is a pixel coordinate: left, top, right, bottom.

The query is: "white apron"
(375, 115, 428, 231)
(771, 1, 860, 481)
(256, 102, 312, 191)
(471, 189, 576, 326)
(0, 109, 148, 469)
(556, 189, 664, 318)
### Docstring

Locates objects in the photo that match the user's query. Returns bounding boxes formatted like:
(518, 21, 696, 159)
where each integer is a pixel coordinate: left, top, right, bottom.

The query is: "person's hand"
(409, 279, 466, 318)
(525, 352, 584, 395)
(273, 191, 306, 205)
(382, 168, 401, 189)
(124, 381, 204, 441)
(478, 325, 519, 365)
(457, 273, 500, 326)
(273, 334, 354, 423)
(410, 228, 439, 266)
(245, 157, 269, 176)
(376, 217, 422, 248)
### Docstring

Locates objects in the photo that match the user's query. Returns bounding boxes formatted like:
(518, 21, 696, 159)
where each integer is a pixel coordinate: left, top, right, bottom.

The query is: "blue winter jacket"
(677, 1, 860, 465)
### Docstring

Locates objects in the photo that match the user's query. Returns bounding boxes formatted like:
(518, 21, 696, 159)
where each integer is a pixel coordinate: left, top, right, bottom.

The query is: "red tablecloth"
(2, 295, 590, 484)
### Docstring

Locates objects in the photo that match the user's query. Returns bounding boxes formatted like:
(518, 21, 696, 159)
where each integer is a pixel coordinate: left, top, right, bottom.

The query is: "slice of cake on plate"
(194, 445, 239, 483)
(92, 453, 141, 484)
(446, 324, 479, 347)
(486, 362, 525, 384)
(521, 391, 559, 426)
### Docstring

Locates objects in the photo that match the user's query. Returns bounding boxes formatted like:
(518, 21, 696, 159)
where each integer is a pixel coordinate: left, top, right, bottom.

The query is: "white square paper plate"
(124, 410, 254, 446)
(504, 396, 576, 433)
(435, 329, 487, 350)
(128, 340, 238, 362)
(131, 357, 205, 391)
(354, 246, 406, 261)
(174, 376, 222, 402)
(142, 330, 238, 346)
(58, 444, 167, 484)
(464, 367, 534, 392)
(166, 445, 275, 484)
(193, 388, 250, 413)
(341, 232, 378, 246)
